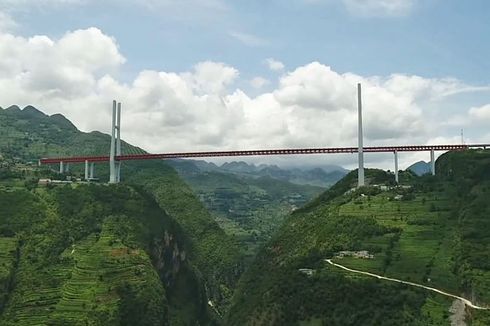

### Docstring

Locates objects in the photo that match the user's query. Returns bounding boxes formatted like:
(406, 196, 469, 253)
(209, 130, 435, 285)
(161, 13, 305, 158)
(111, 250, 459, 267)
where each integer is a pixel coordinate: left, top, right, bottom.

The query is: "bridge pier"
(109, 101, 117, 184)
(59, 161, 64, 174)
(357, 83, 365, 187)
(430, 149, 436, 175)
(109, 100, 122, 184)
(90, 163, 95, 179)
(85, 160, 89, 180)
(394, 150, 399, 184)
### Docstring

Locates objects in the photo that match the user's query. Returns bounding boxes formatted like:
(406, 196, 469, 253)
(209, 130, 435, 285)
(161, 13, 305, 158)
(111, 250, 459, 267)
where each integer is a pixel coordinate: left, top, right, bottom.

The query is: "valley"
(168, 159, 331, 259)
(1, 105, 490, 325)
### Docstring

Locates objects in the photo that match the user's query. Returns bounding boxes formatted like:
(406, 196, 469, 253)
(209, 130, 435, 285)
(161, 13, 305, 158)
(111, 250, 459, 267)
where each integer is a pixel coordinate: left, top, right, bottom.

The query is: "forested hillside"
(227, 150, 490, 325)
(2, 105, 490, 325)
(0, 105, 244, 322)
(0, 184, 212, 325)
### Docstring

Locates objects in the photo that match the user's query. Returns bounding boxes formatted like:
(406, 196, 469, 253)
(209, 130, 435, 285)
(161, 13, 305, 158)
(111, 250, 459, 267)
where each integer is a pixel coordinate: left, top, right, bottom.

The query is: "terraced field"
(336, 188, 458, 291)
(0, 185, 171, 325)
(2, 222, 165, 325)
(0, 237, 17, 311)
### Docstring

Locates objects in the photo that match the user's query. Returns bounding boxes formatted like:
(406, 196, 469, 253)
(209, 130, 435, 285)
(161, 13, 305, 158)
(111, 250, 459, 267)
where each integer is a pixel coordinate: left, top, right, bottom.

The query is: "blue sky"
(10, 0, 490, 85)
(0, 0, 489, 168)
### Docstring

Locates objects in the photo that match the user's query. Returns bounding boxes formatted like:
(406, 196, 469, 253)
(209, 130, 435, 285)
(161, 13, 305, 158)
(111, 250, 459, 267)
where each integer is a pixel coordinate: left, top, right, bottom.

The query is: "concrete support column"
(430, 149, 436, 176)
(89, 163, 95, 179)
(357, 83, 365, 187)
(59, 161, 64, 174)
(394, 150, 399, 184)
(109, 100, 117, 183)
(116, 102, 122, 183)
(85, 160, 89, 180)
(65, 163, 69, 173)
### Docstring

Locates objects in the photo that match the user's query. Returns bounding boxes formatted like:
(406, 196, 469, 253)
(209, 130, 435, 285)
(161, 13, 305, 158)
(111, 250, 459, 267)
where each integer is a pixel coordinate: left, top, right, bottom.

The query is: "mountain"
(168, 159, 348, 188)
(221, 161, 257, 173)
(167, 167, 325, 261)
(0, 105, 244, 323)
(407, 160, 432, 176)
(0, 184, 201, 325)
(3, 105, 490, 325)
(227, 150, 490, 325)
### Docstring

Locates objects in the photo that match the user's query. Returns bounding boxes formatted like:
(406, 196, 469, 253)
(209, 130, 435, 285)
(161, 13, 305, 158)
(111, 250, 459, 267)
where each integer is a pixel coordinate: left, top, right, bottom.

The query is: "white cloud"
(250, 77, 270, 89)
(0, 26, 487, 169)
(228, 31, 268, 47)
(381, 74, 490, 101)
(469, 104, 490, 122)
(182, 61, 238, 95)
(265, 58, 285, 72)
(0, 27, 124, 101)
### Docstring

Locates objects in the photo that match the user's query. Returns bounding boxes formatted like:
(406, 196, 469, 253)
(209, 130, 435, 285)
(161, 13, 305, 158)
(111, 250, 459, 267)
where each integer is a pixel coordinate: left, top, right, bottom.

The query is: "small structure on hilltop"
(298, 268, 315, 276)
(38, 179, 74, 186)
(336, 250, 374, 259)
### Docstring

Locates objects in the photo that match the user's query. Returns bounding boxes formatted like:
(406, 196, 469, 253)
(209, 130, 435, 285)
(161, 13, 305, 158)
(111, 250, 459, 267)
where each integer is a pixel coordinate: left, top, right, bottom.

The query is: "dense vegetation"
(2, 105, 490, 325)
(0, 184, 212, 325)
(169, 162, 324, 260)
(227, 150, 490, 325)
(0, 105, 244, 322)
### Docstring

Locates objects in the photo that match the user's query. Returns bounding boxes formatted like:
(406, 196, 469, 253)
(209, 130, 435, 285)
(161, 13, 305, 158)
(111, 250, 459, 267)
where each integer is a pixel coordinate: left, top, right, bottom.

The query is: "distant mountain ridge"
(407, 161, 431, 176)
(168, 159, 349, 188)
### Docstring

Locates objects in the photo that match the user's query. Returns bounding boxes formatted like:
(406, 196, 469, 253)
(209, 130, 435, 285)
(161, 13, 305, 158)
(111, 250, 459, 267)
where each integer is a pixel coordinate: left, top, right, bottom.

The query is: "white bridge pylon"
(109, 100, 122, 184)
(356, 84, 435, 187)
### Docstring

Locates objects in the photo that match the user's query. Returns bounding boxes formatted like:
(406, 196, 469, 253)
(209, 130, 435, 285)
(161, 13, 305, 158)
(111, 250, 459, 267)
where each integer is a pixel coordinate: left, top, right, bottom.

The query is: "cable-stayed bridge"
(39, 84, 489, 185)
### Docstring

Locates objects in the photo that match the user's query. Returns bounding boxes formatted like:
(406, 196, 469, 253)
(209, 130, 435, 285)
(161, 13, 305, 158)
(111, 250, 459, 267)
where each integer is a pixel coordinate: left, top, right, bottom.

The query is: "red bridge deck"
(39, 144, 489, 165)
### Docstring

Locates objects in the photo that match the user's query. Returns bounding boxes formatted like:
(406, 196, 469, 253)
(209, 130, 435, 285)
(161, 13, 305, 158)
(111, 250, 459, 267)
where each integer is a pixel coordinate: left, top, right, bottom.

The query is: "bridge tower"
(394, 150, 399, 184)
(357, 83, 365, 187)
(109, 100, 122, 184)
(116, 102, 122, 182)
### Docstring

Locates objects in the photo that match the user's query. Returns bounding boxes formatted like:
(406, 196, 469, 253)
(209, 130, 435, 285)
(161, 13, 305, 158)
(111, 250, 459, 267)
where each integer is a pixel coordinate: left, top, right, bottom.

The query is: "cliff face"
(152, 230, 186, 282)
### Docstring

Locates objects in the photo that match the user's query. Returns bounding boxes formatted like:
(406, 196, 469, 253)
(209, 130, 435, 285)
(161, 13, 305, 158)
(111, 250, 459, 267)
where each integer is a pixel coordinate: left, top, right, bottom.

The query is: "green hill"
(227, 149, 490, 325)
(3, 105, 490, 325)
(0, 185, 177, 325)
(0, 105, 244, 323)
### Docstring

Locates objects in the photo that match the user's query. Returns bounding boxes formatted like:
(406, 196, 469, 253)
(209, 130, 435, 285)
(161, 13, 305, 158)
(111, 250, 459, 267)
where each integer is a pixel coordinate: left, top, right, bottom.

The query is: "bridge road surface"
(40, 144, 490, 164)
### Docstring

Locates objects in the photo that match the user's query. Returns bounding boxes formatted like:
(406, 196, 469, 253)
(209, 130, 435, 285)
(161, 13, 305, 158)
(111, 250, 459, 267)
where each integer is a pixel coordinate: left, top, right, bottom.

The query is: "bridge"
(39, 84, 489, 185)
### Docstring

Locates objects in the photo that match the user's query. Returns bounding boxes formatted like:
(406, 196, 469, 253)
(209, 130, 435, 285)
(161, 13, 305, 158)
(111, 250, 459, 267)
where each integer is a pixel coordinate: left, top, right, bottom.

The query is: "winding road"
(325, 259, 488, 310)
